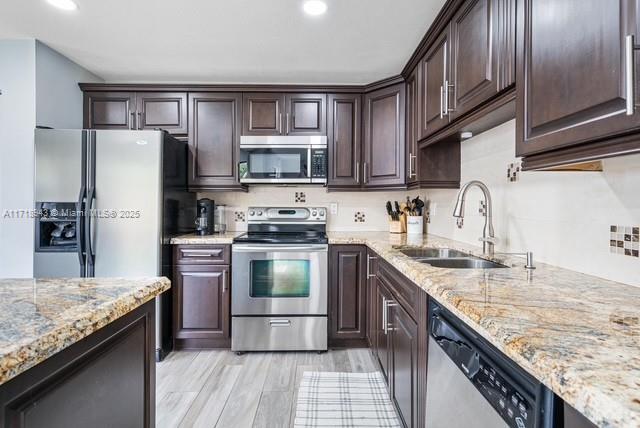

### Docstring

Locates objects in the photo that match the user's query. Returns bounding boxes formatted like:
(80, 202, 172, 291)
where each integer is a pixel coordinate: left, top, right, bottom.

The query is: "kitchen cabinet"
(188, 92, 244, 190)
(363, 83, 406, 188)
(418, 30, 450, 139)
(564, 402, 598, 428)
(83, 91, 187, 135)
(405, 68, 419, 185)
(242, 92, 326, 136)
(373, 277, 393, 382)
(173, 245, 231, 349)
(327, 93, 362, 188)
(366, 249, 378, 349)
(329, 245, 367, 346)
(516, 0, 640, 168)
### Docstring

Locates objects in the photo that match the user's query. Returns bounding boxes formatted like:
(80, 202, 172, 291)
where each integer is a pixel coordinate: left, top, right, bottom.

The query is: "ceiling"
(0, 0, 446, 84)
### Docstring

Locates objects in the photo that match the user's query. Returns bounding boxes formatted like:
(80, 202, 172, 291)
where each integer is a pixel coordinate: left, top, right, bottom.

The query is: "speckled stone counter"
(328, 231, 640, 428)
(169, 232, 241, 244)
(0, 277, 170, 386)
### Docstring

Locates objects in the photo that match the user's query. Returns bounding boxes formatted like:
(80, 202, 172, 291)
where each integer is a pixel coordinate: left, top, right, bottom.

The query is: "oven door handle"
(232, 245, 328, 252)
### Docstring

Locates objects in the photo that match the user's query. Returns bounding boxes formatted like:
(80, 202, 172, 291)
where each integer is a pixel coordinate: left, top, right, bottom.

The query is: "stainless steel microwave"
(239, 136, 327, 184)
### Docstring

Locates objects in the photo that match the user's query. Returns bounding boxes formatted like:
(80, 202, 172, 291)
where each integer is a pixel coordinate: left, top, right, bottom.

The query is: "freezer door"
(34, 129, 86, 277)
(90, 130, 163, 277)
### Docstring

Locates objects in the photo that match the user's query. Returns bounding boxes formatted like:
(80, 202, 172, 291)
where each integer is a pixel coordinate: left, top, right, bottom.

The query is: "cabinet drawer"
(174, 245, 230, 264)
(377, 258, 418, 321)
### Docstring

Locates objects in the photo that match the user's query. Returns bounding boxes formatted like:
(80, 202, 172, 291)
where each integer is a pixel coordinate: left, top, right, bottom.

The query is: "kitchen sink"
(418, 258, 507, 269)
(399, 247, 470, 259)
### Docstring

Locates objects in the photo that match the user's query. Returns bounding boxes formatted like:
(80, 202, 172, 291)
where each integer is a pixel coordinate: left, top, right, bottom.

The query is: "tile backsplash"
(610, 225, 639, 257)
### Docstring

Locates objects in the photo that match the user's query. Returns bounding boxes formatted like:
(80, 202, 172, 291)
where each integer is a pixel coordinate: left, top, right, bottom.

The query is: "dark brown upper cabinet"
(516, 0, 640, 168)
(242, 92, 326, 136)
(242, 93, 286, 135)
(449, 0, 500, 120)
(329, 245, 368, 346)
(363, 83, 406, 188)
(286, 93, 327, 135)
(83, 91, 187, 135)
(136, 92, 188, 135)
(418, 30, 451, 140)
(327, 93, 362, 188)
(406, 68, 420, 185)
(188, 92, 244, 190)
(83, 91, 137, 130)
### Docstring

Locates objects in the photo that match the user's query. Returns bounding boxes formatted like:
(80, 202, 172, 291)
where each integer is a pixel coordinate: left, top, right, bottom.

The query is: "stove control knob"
(249, 210, 255, 216)
(257, 211, 263, 216)
(319, 210, 325, 217)
(312, 210, 317, 217)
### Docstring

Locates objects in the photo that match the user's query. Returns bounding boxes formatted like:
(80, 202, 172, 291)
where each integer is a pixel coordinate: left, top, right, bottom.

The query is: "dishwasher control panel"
(476, 357, 533, 428)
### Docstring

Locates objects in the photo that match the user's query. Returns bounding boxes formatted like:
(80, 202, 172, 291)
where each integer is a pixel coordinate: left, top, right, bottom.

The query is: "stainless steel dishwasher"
(426, 301, 557, 428)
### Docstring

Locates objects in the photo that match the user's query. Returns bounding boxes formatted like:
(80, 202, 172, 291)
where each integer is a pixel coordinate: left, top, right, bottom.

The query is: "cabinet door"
(449, 0, 500, 120)
(418, 30, 450, 139)
(329, 246, 367, 344)
(327, 93, 362, 187)
(366, 251, 378, 349)
(136, 92, 187, 135)
(83, 91, 136, 130)
(516, 0, 640, 157)
(173, 264, 230, 343)
(389, 300, 419, 428)
(242, 93, 286, 135)
(363, 83, 406, 188)
(374, 279, 393, 382)
(405, 68, 419, 184)
(286, 93, 326, 135)
(188, 92, 242, 189)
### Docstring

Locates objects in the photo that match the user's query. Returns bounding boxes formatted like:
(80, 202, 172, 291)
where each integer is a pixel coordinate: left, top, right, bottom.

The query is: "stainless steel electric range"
(231, 207, 328, 352)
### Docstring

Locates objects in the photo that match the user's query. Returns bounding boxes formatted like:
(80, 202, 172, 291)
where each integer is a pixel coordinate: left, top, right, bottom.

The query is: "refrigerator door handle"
(85, 188, 96, 273)
(76, 184, 87, 276)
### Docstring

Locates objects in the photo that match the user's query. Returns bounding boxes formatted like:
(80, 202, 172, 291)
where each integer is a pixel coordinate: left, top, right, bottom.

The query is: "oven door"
(239, 145, 311, 183)
(231, 244, 328, 315)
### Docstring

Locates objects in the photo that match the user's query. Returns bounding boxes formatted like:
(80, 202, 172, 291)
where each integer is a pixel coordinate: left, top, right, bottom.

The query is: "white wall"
(0, 40, 102, 277)
(0, 39, 37, 277)
(35, 41, 102, 128)
(206, 120, 640, 287)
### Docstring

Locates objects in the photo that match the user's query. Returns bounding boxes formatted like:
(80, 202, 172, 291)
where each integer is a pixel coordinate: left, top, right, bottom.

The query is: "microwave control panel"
(311, 148, 327, 178)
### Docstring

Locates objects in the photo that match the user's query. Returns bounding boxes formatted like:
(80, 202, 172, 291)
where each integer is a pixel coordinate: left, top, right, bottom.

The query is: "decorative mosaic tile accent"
(507, 162, 521, 183)
(234, 211, 246, 222)
(354, 211, 366, 223)
(295, 192, 306, 203)
(609, 225, 639, 257)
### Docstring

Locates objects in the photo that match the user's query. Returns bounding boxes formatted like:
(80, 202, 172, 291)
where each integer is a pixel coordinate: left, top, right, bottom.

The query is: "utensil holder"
(389, 221, 403, 234)
(406, 215, 424, 234)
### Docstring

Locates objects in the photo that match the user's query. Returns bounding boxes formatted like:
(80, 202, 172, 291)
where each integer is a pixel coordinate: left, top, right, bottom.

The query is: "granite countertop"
(0, 277, 170, 386)
(328, 231, 640, 428)
(170, 232, 242, 244)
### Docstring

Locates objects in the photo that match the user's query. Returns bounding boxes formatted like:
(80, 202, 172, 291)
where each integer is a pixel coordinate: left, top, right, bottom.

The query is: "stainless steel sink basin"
(419, 258, 507, 269)
(399, 247, 470, 259)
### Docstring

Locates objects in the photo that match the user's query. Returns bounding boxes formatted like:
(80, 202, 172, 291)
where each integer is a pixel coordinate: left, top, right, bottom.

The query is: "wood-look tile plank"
(331, 349, 351, 372)
(179, 364, 243, 428)
(156, 391, 198, 428)
(215, 352, 273, 428)
(171, 350, 225, 392)
(348, 348, 377, 372)
(157, 350, 199, 398)
(253, 391, 293, 428)
(263, 352, 297, 392)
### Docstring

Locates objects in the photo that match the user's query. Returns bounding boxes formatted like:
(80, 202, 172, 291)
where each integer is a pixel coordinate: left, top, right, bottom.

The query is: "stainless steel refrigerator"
(34, 128, 196, 361)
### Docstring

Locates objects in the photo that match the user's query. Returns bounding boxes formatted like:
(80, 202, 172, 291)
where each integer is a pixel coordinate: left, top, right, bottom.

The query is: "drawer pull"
(269, 319, 291, 327)
(181, 249, 222, 257)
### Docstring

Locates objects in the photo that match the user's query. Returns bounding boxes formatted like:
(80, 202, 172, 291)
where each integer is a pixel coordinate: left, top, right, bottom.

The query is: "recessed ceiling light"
(46, 0, 78, 11)
(303, 0, 327, 16)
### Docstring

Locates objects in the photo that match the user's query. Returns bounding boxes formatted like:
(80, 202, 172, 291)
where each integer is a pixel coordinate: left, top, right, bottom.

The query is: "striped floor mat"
(294, 371, 402, 427)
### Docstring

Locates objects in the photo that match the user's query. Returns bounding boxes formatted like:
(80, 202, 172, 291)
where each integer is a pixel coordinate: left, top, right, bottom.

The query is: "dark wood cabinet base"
(0, 301, 156, 428)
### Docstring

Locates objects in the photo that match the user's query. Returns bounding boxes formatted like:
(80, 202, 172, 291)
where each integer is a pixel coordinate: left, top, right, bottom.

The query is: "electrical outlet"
(330, 203, 338, 215)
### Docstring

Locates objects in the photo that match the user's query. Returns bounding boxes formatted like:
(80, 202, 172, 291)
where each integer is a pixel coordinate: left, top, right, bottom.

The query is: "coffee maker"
(195, 198, 215, 235)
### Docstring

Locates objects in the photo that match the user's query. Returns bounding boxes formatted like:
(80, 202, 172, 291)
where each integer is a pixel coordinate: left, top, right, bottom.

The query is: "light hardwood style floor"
(156, 349, 379, 428)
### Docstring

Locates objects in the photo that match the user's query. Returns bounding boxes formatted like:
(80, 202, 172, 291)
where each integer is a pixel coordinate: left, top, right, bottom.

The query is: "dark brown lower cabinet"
(329, 245, 368, 347)
(0, 301, 155, 428)
(173, 263, 231, 349)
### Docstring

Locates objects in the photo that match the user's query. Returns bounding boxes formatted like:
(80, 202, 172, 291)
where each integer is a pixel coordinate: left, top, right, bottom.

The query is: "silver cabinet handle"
(137, 112, 143, 130)
(382, 297, 388, 333)
(130, 112, 136, 130)
(222, 269, 228, 293)
(278, 113, 283, 134)
(384, 300, 397, 334)
(363, 162, 369, 184)
(444, 80, 454, 114)
(181, 249, 222, 257)
(355, 161, 360, 184)
(626, 35, 640, 115)
(367, 254, 377, 278)
(286, 113, 290, 134)
(409, 154, 417, 178)
(269, 319, 291, 327)
(439, 85, 445, 119)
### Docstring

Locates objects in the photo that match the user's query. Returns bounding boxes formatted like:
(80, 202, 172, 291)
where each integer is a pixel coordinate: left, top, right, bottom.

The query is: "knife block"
(389, 220, 403, 234)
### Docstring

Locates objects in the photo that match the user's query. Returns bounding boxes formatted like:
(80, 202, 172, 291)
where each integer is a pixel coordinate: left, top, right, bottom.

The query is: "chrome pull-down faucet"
(452, 180, 498, 256)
